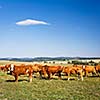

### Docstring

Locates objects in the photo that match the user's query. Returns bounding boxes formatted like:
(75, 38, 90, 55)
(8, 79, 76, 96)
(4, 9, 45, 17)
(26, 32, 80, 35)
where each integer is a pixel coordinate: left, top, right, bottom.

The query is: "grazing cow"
(7, 64, 33, 82)
(83, 65, 96, 77)
(95, 65, 100, 76)
(62, 66, 83, 81)
(0, 65, 5, 71)
(32, 64, 43, 79)
(42, 65, 63, 79)
(0, 64, 11, 72)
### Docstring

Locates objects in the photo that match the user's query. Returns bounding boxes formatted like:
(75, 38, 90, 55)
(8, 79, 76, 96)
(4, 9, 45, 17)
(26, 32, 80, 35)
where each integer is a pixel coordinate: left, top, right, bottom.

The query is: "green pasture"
(0, 71, 100, 100)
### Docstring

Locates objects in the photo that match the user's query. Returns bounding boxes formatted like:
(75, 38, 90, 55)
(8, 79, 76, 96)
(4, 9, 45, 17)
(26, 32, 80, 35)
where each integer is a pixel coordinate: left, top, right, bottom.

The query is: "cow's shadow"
(62, 78, 75, 81)
(6, 79, 28, 82)
(87, 75, 100, 78)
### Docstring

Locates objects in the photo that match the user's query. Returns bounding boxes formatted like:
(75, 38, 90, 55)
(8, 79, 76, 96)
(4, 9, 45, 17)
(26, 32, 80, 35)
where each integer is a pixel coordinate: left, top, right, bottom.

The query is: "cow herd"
(0, 63, 100, 82)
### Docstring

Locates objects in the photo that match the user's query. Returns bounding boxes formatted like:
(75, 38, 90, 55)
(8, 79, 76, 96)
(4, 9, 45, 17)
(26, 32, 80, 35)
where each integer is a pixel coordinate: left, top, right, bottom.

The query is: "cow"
(62, 65, 84, 81)
(83, 65, 96, 77)
(7, 64, 33, 82)
(95, 65, 100, 76)
(0, 65, 6, 71)
(42, 65, 63, 79)
(32, 64, 44, 79)
(0, 64, 11, 72)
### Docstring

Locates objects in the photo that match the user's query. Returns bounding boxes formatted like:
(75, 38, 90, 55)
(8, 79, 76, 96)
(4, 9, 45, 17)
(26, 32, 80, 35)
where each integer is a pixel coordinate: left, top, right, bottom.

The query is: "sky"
(0, 0, 100, 57)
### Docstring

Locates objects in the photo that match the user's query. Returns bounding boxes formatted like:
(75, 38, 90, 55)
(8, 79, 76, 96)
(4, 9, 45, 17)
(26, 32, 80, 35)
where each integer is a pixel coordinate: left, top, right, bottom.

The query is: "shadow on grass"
(87, 75, 100, 78)
(6, 79, 28, 82)
(62, 78, 75, 81)
(40, 77, 76, 81)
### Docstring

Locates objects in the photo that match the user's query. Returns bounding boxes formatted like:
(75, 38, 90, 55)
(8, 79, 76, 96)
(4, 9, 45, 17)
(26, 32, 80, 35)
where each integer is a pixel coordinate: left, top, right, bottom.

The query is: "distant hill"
(0, 57, 100, 62)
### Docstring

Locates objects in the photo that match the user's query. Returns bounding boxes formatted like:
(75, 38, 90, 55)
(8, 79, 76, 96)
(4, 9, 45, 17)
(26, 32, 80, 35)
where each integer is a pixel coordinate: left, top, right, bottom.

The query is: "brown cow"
(62, 65, 83, 81)
(8, 64, 33, 82)
(83, 65, 96, 77)
(95, 65, 100, 76)
(0, 65, 6, 71)
(32, 64, 44, 79)
(42, 65, 63, 79)
(0, 64, 11, 72)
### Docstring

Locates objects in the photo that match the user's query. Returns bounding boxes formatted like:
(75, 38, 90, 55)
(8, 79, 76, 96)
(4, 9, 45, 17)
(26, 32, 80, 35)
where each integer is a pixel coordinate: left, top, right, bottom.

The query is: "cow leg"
(14, 74, 18, 82)
(97, 71, 100, 76)
(66, 73, 70, 81)
(81, 75, 84, 81)
(85, 71, 88, 77)
(39, 71, 42, 79)
(78, 73, 83, 81)
(42, 68, 48, 79)
(77, 75, 80, 80)
(92, 70, 96, 76)
(96, 71, 99, 76)
(68, 75, 70, 81)
(47, 72, 51, 79)
(48, 73, 51, 79)
(29, 72, 32, 82)
(80, 72, 84, 81)
(77, 70, 84, 81)
(98, 71, 100, 76)
(43, 72, 47, 79)
(50, 73, 53, 79)
(97, 71, 99, 76)
(58, 72, 61, 80)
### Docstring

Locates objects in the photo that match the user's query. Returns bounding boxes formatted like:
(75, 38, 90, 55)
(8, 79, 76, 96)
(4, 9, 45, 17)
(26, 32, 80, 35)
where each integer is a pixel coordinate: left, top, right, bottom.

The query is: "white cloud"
(16, 19, 49, 26)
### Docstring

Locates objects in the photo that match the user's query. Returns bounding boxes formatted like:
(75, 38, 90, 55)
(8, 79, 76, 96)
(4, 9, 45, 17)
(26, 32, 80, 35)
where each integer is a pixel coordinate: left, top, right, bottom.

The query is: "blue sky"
(0, 0, 100, 57)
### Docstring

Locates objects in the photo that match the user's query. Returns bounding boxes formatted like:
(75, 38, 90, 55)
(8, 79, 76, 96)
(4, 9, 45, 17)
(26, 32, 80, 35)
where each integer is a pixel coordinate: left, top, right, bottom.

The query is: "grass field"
(0, 61, 100, 100)
(0, 72, 100, 100)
